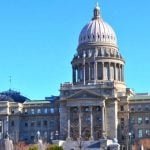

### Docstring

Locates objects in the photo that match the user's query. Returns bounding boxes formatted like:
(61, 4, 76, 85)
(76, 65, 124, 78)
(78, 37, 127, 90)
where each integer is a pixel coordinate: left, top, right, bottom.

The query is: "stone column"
(95, 62, 97, 83)
(72, 67, 76, 83)
(114, 63, 116, 80)
(90, 106, 94, 140)
(108, 62, 110, 80)
(79, 106, 82, 138)
(4, 116, 9, 136)
(102, 62, 105, 80)
(67, 107, 71, 140)
(89, 63, 90, 81)
(83, 60, 85, 85)
(77, 66, 80, 82)
(119, 65, 122, 81)
(102, 102, 106, 138)
(118, 64, 121, 81)
(122, 65, 124, 82)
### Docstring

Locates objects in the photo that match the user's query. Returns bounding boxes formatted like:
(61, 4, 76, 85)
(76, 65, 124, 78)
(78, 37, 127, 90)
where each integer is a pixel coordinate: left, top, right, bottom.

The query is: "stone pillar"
(4, 116, 9, 136)
(102, 102, 106, 138)
(67, 107, 71, 140)
(108, 62, 110, 80)
(119, 64, 121, 81)
(120, 64, 122, 81)
(90, 106, 94, 140)
(77, 66, 79, 82)
(114, 63, 116, 80)
(122, 65, 124, 82)
(89, 63, 90, 81)
(94, 62, 97, 83)
(79, 106, 82, 138)
(83, 59, 85, 85)
(102, 62, 105, 80)
(72, 67, 76, 83)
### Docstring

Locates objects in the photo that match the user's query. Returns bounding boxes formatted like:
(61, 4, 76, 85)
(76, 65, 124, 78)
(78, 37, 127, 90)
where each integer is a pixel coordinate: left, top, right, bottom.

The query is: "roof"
(129, 95, 150, 101)
(0, 89, 29, 103)
(23, 100, 51, 104)
(78, 3, 117, 46)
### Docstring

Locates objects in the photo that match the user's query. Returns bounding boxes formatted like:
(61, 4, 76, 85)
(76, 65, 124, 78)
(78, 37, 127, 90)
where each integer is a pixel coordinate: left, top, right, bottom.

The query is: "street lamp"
(128, 132, 131, 150)
(55, 130, 59, 140)
(126, 132, 131, 150)
(37, 130, 40, 141)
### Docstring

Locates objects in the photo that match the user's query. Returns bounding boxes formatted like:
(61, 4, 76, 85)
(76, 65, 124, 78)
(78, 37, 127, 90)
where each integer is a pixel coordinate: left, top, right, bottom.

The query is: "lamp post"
(126, 132, 131, 150)
(50, 132, 54, 144)
(37, 130, 40, 142)
(55, 130, 59, 140)
(128, 132, 131, 150)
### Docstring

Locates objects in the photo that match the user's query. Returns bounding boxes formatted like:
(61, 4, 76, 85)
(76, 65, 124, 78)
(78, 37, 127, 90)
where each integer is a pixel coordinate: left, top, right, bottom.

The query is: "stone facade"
(0, 3, 149, 150)
(59, 3, 150, 150)
(0, 95, 60, 144)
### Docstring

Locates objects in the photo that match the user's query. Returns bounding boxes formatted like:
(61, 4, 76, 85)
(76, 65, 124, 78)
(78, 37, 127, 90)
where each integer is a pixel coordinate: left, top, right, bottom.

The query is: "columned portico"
(67, 104, 107, 141)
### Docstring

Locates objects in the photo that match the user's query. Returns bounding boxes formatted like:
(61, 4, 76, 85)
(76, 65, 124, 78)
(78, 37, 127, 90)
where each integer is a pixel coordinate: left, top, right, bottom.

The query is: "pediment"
(67, 90, 100, 100)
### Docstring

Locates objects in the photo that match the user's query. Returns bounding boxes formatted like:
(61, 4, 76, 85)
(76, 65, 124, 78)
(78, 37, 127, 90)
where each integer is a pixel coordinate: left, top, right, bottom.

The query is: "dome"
(79, 3, 117, 46)
(0, 89, 29, 103)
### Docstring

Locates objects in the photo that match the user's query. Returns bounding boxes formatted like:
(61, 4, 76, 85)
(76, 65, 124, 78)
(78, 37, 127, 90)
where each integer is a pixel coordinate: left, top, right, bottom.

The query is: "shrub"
(46, 145, 63, 150)
(28, 146, 38, 150)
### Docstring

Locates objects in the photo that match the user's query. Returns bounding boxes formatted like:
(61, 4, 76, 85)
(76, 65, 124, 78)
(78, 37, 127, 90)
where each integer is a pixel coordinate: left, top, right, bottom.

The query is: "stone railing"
(60, 81, 115, 90)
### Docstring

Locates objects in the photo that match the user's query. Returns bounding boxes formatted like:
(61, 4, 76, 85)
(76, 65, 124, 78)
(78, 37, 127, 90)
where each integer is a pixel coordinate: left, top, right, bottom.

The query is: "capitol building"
(0, 3, 149, 150)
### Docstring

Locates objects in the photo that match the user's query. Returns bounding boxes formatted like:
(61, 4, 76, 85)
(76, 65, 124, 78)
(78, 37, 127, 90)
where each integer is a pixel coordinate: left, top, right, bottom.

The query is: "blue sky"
(0, 0, 150, 99)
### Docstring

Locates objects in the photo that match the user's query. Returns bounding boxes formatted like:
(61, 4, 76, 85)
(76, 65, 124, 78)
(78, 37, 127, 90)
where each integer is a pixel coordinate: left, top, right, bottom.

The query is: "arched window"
(90, 62, 94, 80)
(85, 63, 89, 81)
(116, 64, 119, 81)
(97, 62, 103, 80)
(110, 64, 114, 80)
(104, 63, 109, 80)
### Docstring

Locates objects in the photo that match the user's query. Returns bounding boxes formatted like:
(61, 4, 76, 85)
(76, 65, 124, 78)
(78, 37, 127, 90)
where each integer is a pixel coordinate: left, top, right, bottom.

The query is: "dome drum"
(72, 61, 125, 85)
(72, 47, 124, 62)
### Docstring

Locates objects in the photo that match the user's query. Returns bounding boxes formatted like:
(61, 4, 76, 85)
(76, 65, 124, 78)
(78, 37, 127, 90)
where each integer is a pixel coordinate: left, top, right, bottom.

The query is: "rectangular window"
(130, 107, 134, 111)
(90, 62, 94, 80)
(37, 121, 41, 127)
(11, 109, 15, 114)
(84, 107, 90, 112)
(96, 117, 102, 123)
(31, 121, 35, 127)
(44, 108, 48, 114)
(11, 121, 14, 127)
(0, 121, 2, 133)
(138, 105, 142, 111)
(130, 117, 135, 124)
(50, 120, 55, 129)
(138, 129, 143, 138)
(138, 117, 142, 124)
(85, 116, 90, 123)
(145, 117, 149, 124)
(121, 118, 124, 129)
(25, 122, 28, 127)
(31, 109, 35, 114)
(50, 108, 54, 114)
(120, 106, 124, 111)
(145, 129, 150, 136)
(37, 109, 41, 114)
(43, 120, 47, 126)
(24, 109, 28, 114)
